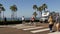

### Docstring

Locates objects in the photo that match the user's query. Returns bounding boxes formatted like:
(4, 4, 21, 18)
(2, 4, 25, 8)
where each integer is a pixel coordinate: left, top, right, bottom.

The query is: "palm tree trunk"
(0, 12, 1, 21)
(44, 8, 45, 12)
(16, 12, 17, 20)
(41, 12, 42, 17)
(13, 11, 15, 21)
(3, 11, 4, 21)
(39, 11, 42, 18)
(14, 12, 17, 20)
(35, 10, 36, 18)
(11, 11, 14, 21)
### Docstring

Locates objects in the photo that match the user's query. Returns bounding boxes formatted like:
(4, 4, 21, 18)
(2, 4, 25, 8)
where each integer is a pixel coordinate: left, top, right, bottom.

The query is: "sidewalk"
(48, 32, 60, 34)
(0, 24, 35, 29)
(11, 24, 36, 29)
(0, 22, 48, 28)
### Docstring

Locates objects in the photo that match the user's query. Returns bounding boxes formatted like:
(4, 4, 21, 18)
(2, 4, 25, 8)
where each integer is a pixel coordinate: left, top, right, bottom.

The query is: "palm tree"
(2, 6, 5, 20)
(10, 5, 17, 21)
(0, 4, 5, 21)
(0, 4, 2, 6)
(33, 5, 37, 12)
(42, 3, 47, 12)
(0, 4, 2, 19)
(50, 11, 56, 17)
(33, 5, 38, 18)
(33, 11, 37, 18)
(38, 6, 43, 17)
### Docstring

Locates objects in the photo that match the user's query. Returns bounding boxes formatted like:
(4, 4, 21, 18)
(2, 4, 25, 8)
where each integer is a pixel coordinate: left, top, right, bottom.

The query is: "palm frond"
(33, 5, 37, 10)
(10, 5, 17, 12)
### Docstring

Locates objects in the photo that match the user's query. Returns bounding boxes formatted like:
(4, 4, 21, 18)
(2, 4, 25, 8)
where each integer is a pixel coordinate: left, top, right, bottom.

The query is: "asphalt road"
(0, 22, 60, 34)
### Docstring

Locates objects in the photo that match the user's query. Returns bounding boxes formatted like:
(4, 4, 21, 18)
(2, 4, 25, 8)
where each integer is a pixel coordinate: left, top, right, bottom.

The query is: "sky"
(0, 0, 60, 18)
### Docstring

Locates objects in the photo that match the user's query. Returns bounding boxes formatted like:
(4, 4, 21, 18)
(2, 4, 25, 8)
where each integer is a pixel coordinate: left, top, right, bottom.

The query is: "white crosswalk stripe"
(11, 26, 35, 29)
(16, 26, 35, 29)
(30, 28, 49, 33)
(23, 27, 43, 30)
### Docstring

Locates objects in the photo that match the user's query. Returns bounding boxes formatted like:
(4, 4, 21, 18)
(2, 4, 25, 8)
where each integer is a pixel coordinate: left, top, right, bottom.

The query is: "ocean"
(0, 17, 40, 21)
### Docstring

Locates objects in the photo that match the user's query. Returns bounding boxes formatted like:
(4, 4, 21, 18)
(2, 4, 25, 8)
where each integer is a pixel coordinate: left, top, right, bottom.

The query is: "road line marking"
(30, 28, 49, 33)
(23, 27, 43, 30)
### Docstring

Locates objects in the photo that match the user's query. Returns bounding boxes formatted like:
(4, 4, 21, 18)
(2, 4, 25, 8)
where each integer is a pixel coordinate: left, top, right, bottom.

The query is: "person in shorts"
(48, 15, 54, 32)
(31, 16, 35, 25)
(22, 16, 25, 24)
(55, 14, 60, 32)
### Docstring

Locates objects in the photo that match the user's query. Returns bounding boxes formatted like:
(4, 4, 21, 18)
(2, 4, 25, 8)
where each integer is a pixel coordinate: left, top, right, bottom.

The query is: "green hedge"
(0, 21, 22, 25)
(0, 20, 40, 25)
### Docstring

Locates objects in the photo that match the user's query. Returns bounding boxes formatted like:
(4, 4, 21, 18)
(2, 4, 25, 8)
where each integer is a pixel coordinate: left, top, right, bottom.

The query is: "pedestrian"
(4, 17, 7, 25)
(4, 17, 7, 22)
(55, 14, 60, 32)
(48, 15, 54, 32)
(22, 16, 25, 24)
(31, 16, 35, 25)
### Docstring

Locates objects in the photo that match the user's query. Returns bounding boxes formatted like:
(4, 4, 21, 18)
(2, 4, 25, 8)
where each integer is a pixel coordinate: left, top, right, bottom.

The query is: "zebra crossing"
(9, 24, 60, 34)
(16, 26, 50, 34)
(17, 26, 60, 34)
(22, 26, 49, 33)
(0, 24, 60, 34)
